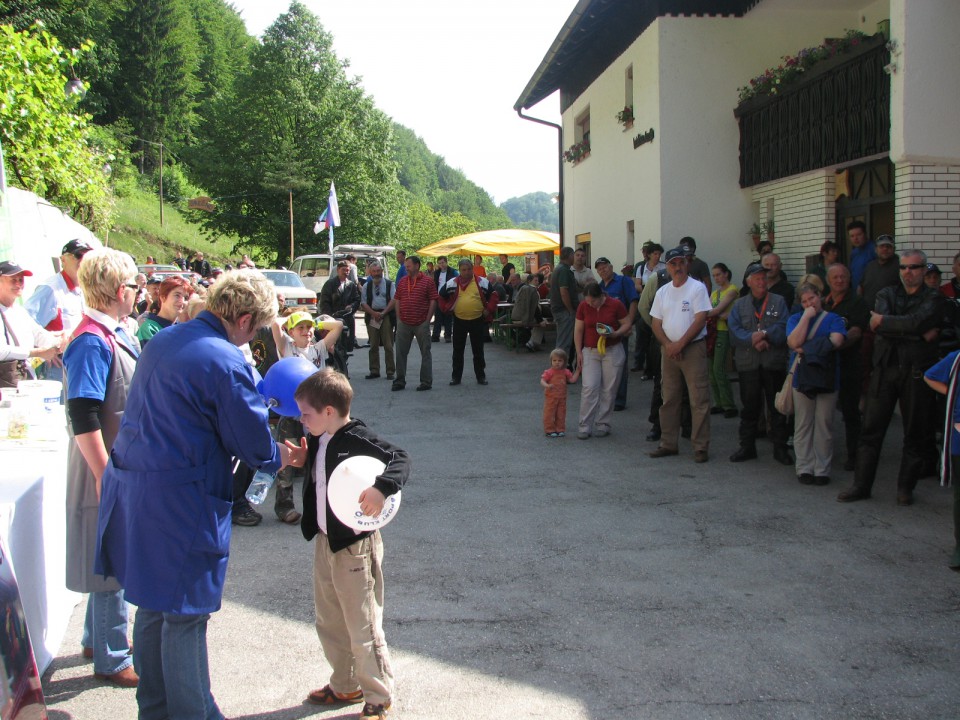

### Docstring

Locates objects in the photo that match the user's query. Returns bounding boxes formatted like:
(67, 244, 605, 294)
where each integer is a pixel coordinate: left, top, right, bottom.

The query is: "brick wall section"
(751, 170, 836, 282)
(895, 163, 960, 278)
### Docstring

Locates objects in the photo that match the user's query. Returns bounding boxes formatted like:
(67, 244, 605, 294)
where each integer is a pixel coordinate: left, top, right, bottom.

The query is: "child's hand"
(570, 369, 581, 383)
(281, 436, 308, 469)
(358, 486, 386, 516)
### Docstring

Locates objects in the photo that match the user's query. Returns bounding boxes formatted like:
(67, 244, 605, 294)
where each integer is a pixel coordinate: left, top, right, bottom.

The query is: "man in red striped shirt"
(387, 255, 438, 391)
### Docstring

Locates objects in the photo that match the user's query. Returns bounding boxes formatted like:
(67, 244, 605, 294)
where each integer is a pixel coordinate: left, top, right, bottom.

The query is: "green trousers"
(709, 330, 736, 411)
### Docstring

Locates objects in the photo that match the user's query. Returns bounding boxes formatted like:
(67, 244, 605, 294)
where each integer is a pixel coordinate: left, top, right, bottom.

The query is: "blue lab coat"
(95, 311, 281, 614)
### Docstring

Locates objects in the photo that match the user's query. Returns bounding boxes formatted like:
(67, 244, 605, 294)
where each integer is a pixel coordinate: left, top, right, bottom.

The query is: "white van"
(291, 244, 397, 294)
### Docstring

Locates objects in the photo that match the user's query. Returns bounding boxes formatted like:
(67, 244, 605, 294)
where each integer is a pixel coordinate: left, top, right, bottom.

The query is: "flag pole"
(289, 190, 295, 264)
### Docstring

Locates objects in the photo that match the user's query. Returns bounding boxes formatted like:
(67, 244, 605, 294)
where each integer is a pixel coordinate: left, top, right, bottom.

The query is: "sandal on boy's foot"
(360, 701, 392, 719)
(305, 685, 364, 706)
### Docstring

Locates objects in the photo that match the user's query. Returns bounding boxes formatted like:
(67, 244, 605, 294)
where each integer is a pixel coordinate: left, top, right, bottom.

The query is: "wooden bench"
(500, 322, 557, 352)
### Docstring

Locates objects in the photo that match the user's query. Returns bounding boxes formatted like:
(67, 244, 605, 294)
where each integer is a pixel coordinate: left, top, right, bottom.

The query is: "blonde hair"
(76, 248, 137, 311)
(796, 274, 825, 301)
(205, 269, 277, 330)
(185, 295, 206, 320)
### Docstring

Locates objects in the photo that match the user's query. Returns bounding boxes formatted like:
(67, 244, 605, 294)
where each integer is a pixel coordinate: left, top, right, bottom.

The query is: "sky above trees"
(228, 0, 571, 203)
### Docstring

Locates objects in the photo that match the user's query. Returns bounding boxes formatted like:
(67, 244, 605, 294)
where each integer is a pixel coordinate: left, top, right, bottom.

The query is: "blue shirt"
(850, 240, 877, 289)
(394, 263, 408, 284)
(786, 311, 846, 388)
(63, 333, 112, 401)
(600, 273, 639, 307)
(925, 350, 960, 454)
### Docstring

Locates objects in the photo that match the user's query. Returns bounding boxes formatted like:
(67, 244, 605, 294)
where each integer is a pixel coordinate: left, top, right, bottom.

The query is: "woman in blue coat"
(95, 270, 306, 719)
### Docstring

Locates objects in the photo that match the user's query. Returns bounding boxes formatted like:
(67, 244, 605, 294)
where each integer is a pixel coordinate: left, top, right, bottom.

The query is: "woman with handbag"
(786, 284, 846, 486)
(707, 263, 739, 419)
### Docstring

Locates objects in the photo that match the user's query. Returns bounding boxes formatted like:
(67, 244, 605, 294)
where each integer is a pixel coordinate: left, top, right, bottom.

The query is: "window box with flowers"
(616, 105, 634, 130)
(735, 29, 876, 113)
(563, 140, 591, 165)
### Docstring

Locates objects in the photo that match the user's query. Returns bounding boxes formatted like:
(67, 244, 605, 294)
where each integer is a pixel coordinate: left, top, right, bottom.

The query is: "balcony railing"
(735, 35, 890, 188)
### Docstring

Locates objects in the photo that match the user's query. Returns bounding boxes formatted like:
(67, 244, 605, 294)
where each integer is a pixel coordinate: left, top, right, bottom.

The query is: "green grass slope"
(105, 187, 240, 267)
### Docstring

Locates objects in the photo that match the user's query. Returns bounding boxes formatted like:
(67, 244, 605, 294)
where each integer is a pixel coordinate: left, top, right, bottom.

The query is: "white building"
(516, 0, 960, 281)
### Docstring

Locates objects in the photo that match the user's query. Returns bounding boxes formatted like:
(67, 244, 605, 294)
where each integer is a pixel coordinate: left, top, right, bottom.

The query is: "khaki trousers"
(366, 314, 395, 376)
(659, 340, 711, 452)
(792, 389, 837, 477)
(578, 344, 624, 434)
(313, 532, 393, 706)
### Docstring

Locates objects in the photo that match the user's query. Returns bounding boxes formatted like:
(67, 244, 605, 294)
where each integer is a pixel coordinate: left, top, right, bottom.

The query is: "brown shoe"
(693, 450, 708, 463)
(649, 447, 679, 458)
(305, 684, 364, 706)
(82, 646, 93, 660)
(94, 666, 139, 688)
(360, 701, 392, 719)
(896, 491, 914, 506)
(277, 508, 302, 524)
(836, 486, 871, 503)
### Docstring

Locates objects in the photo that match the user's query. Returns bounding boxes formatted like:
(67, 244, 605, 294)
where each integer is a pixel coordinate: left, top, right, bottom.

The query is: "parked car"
(137, 263, 179, 276)
(148, 270, 203, 284)
(291, 244, 396, 295)
(260, 269, 318, 314)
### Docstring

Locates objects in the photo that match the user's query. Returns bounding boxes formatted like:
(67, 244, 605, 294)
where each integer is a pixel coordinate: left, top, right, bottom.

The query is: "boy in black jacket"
(296, 369, 410, 720)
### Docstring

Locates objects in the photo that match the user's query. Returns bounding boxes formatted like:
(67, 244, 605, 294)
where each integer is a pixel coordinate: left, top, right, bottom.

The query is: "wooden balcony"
(735, 35, 890, 188)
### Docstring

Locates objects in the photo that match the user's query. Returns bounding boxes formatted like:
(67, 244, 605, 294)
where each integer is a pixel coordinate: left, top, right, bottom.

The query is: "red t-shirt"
(395, 272, 438, 326)
(576, 297, 627, 348)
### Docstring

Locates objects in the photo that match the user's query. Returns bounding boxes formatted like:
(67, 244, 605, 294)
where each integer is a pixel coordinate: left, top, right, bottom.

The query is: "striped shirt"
(395, 272, 438, 326)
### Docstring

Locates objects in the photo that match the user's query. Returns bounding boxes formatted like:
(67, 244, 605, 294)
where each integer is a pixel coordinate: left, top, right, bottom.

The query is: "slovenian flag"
(313, 182, 341, 234)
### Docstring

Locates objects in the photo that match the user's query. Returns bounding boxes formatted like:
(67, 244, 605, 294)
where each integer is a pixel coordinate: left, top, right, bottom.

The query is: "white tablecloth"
(0, 427, 81, 674)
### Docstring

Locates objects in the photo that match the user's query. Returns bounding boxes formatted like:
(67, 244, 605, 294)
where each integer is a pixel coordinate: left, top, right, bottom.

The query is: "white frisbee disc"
(327, 455, 401, 531)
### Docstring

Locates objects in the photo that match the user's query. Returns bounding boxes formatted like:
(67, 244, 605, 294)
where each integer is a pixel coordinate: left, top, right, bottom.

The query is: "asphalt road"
(42, 325, 960, 719)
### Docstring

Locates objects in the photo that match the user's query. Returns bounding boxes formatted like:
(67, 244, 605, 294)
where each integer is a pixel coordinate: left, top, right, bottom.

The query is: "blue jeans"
(134, 608, 224, 720)
(81, 590, 132, 675)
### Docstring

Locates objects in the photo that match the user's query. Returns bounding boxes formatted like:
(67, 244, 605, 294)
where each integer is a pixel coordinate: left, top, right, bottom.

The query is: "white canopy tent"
(0, 186, 103, 295)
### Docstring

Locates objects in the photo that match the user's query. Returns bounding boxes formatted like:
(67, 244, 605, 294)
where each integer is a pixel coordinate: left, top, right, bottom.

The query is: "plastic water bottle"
(245, 470, 277, 505)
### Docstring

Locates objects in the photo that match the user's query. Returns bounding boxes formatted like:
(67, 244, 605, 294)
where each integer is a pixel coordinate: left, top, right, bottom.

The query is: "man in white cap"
(0, 261, 62, 388)
(26, 238, 92, 382)
(648, 247, 712, 463)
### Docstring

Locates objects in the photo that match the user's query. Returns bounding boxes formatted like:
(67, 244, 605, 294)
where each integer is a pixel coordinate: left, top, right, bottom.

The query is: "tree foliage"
(1, 0, 523, 253)
(187, 1, 405, 263)
(391, 122, 512, 231)
(108, 0, 199, 169)
(0, 23, 113, 228)
(500, 191, 559, 232)
(188, 0, 254, 106)
(403, 201, 477, 257)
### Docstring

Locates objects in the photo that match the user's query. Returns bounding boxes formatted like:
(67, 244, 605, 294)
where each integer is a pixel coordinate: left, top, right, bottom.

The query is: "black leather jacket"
(873, 284, 944, 370)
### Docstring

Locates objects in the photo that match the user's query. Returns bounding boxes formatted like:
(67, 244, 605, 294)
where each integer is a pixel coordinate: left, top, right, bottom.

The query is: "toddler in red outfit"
(541, 348, 579, 437)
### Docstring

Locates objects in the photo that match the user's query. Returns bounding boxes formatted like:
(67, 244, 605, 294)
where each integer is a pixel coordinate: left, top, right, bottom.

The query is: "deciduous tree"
(188, 1, 405, 263)
(0, 23, 113, 228)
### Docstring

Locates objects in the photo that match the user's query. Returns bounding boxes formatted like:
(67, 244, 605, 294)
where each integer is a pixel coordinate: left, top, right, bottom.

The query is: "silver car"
(260, 269, 318, 315)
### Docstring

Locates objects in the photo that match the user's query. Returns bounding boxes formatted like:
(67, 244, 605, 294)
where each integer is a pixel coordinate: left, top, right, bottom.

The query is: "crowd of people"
(521, 227, 960, 576)
(5, 230, 960, 719)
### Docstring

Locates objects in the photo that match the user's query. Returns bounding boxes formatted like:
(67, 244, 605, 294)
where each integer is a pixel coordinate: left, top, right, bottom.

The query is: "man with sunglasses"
(838, 249, 945, 506)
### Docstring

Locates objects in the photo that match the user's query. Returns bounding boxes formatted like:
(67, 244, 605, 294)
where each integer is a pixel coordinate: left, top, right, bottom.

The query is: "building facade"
(516, 0, 960, 283)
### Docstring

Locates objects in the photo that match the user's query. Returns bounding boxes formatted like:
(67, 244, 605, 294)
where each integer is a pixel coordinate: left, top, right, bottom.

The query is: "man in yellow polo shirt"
(438, 259, 499, 385)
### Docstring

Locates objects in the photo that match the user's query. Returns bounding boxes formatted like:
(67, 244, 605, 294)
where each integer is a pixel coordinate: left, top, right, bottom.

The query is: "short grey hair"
(900, 248, 927, 264)
(367, 261, 381, 270)
(458, 259, 473, 269)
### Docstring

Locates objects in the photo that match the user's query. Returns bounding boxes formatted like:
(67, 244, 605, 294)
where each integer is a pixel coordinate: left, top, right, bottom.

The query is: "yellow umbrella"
(417, 228, 559, 257)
